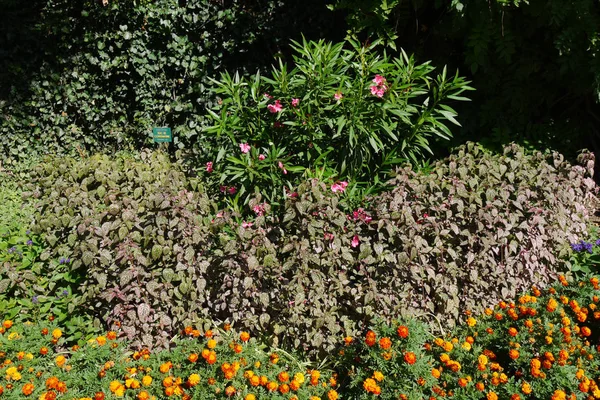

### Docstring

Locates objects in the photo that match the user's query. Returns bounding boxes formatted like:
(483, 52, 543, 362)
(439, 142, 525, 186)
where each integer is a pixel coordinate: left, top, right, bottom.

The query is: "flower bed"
(2, 275, 600, 399)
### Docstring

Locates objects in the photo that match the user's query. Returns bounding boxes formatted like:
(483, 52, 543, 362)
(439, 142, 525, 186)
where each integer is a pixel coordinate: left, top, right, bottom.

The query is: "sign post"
(153, 127, 172, 153)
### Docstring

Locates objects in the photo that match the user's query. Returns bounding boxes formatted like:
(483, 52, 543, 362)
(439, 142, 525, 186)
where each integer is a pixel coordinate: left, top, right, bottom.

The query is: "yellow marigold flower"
(52, 329, 62, 339)
(188, 374, 200, 386)
(462, 342, 472, 351)
(7, 332, 19, 340)
(467, 317, 476, 327)
(207, 339, 217, 349)
(443, 341, 454, 352)
(245, 395, 256, 400)
(55, 355, 66, 368)
(431, 368, 441, 379)
(327, 389, 338, 400)
(294, 373, 305, 384)
(551, 389, 567, 400)
(521, 382, 532, 395)
(142, 375, 152, 386)
(478, 354, 488, 365)
(159, 362, 172, 373)
(373, 371, 384, 382)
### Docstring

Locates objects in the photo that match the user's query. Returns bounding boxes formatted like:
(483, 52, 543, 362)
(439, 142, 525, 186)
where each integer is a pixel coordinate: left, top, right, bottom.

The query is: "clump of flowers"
(370, 74, 388, 98)
(0, 318, 336, 400)
(340, 275, 600, 399)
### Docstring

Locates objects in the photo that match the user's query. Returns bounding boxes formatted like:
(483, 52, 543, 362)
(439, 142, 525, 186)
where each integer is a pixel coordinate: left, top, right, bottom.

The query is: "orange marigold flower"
(365, 331, 377, 347)
(207, 351, 217, 365)
(55, 355, 66, 368)
(277, 383, 289, 394)
(207, 339, 217, 349)
(159, 362, 173, 373)
(458, 378, 468, 387)
(509, 349, 519, 360)
(551, 389, 567, 400)
(3, 320, 13, 329)
(205, 330, 213, 338)
(487, 391, 498, 400)
(508, 327, 518, 337)
(404, 352, 417, 365)
(142, 376, 152, 386)
(107, 331, 117, 340)
(22, 383, 34, 396)
(344, 336, 353, 345)
(40, 347, 49, 355)
(475, 382, 485, 392)
(373, 371, 384, 382)
(432, 368, 441, 379)
(188, 374, 200, 387)
(278, 372, 290, 383)
(379, 337, 392, 350)
(328, 389, 339, 400)
(266, 381, 278, 392)
(240, 332, 250, 342)
(245, 395, 256, 400)
(581, 326, 592, 337)
(397, 325, 409, 338)
(188, 353, 198, 363)
(138, 391, 151, 400)
(94, 392, 105, 400)
(511, 395, 521, 400)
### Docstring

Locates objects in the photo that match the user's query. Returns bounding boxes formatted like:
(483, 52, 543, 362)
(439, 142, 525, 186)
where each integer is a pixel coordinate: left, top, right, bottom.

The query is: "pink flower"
(373, 74, 386, 86)
(370, 85, 379, 96)
(239, 143, 251, 153)
(253, 203, 267, 216)
(206, 161, 214, 173)
(324, 232, 334, 241)
(264, 93, 273, 99)
(351, 235, 360, 248)
(334, 92, 343, 101)
(267, 99, 283, 113)
(228, 187, 237, 195)
(258, 154, 266, 160)
(242, 221, 253, 228)
(291, 98, 300, 107)
(331, 181, 348, 193)
(278, 161, 288, 175)
(219, 185, 227, 193)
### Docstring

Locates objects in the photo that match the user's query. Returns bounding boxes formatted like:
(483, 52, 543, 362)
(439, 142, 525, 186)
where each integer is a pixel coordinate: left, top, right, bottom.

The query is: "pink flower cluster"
(348, 208, 372, 223)
(206, 161, 214, 173)
(331, 181, 348, 193)
(252, 203, 267, 216)
(334, 92, 343, 101)
(370, 74, 388, 98)
(267, 99, 283, 113)
(324, 232, 334, 241)
(351, 235, 360, 248)
(219, 186, 237, 195)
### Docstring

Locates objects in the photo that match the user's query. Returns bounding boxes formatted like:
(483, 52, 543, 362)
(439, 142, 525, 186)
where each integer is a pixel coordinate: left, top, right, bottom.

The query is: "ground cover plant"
(1, 274, 600, 399)
(22, 142, 598, 358)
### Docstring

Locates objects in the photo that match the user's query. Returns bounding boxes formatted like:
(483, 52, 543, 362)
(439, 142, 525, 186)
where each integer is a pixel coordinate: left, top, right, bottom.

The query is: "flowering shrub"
(201, 37, 473, 208)
(569, 235, 600, 278)
(340, 275, 600, 399)
(0, 318, 337, 400)
(24, 143, 598, 356)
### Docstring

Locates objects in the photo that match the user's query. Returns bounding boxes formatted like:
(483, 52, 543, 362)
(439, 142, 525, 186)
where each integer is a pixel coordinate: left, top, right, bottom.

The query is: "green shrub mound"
(25, 143, 598, 357)
(27, 151, 214, 348)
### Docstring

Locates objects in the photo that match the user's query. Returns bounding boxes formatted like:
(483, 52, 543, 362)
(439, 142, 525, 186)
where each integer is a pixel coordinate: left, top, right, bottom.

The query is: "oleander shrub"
(27, 151, 215, 348)
(201, 37, 473, 208)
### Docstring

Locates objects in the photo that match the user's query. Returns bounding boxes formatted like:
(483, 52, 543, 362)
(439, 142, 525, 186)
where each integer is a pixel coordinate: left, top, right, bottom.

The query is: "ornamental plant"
(340, 275, 600, 400)
(0, 317, 337, 400)
(202, 37, 473, 209)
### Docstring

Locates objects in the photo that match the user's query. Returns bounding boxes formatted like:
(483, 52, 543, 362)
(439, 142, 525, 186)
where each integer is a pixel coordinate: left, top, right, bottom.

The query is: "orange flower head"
(240, 332, 250, 342)
(508, 327, 518, 337)
(379, 337, 392, 350)
(404, 351, 417, 365)
(365, 330, 377, 347)
(397, 325, 409, 338)
(22, 383, 34, 396)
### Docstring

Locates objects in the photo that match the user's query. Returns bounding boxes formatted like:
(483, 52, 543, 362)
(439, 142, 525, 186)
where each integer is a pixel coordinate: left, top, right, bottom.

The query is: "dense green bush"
(26, 143, 597, 356)
(0, 0, 345, 163)
(202, 38, 472, 208)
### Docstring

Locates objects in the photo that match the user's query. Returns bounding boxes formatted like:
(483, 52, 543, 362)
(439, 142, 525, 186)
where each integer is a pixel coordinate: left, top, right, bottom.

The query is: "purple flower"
(571, 240, 594, 253)
(32, 296, 39, 304)
(26, 240, 33, 246)
(7, 246, 16, 254)
(595, 239, 600, 247)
